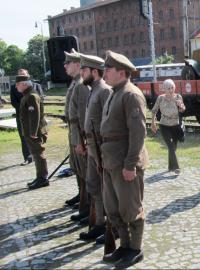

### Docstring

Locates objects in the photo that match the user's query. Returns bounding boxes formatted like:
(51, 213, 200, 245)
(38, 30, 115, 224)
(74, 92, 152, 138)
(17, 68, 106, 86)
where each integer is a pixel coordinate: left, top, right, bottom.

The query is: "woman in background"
(151, 79, 185, 174)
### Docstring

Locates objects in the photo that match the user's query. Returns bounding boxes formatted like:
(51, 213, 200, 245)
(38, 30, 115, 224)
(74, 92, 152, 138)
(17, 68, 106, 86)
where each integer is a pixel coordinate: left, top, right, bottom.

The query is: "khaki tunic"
(84, 79, 112, 160)
(84, 79, 111, 195)
(100, 80, 148, 171)
(20, 87, 47, 137)
(20, 87, 48, 179)
(100, 80, 148, 248)
(69, 74, 89, 178)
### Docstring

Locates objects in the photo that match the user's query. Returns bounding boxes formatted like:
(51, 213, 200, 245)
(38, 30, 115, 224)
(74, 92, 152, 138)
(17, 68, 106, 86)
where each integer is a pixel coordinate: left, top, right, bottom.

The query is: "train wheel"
(181, 65, 196, 80)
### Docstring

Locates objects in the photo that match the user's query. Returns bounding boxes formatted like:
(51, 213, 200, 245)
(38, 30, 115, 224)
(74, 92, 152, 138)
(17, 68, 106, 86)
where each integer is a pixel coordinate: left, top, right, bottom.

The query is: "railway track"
(45, 113, 200, 133)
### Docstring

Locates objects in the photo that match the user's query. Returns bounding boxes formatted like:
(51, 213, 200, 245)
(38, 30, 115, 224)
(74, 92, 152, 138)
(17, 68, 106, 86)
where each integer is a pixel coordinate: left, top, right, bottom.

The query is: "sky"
(0, 0, 80, 50)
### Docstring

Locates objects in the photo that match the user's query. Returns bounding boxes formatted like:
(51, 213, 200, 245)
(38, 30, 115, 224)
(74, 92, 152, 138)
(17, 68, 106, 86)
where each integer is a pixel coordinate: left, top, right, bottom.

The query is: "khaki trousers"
(25, 136, 48, 179)
(103, 166, 144, 249)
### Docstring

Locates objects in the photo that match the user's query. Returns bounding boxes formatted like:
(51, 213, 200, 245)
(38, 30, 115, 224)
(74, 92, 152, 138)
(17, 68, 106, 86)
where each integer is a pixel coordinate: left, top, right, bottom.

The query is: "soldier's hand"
(75, 144, 87, 156)
(122, 168, 137, 182)
(30, 135, 38, 139)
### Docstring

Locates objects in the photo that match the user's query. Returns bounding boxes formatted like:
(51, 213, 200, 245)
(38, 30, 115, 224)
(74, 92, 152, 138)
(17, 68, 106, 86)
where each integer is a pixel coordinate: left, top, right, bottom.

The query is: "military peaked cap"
(80, 54, 105, 70)
(64, 48, 81, 63)
(105, 50, 136, 72)
(15, 75, 30, 83)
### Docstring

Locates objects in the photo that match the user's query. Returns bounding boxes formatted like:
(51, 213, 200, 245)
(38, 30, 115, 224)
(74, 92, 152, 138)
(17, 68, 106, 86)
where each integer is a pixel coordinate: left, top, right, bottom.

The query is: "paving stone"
(1, 150, 200, 270)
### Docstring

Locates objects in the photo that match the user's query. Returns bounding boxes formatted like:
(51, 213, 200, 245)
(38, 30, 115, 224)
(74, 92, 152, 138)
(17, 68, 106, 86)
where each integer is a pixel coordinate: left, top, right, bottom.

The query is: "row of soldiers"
(63, 49, 149, 269)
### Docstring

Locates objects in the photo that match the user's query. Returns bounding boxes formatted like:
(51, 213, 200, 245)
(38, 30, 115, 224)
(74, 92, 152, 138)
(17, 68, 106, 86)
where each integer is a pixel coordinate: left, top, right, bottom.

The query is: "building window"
(84, 41, 87, 51)
(159, 10, 163, 21)
(106, 21, 111, 32)
(82, 26, 86, 35)
(76, 28, 79, 37)
(100, 22, 105, 32)
(108, 37, 112, 47)
(160, 29, 165, 40)
(121, 17, 126, 29)
(88, 25, 93, 35)
(115, 36, 119, 46)
(132, 50, 137, 58)
(131, 33, 135, 44)
(125, 51, 129, 58)
(170, 27, 176, 39)
(123, 34, 129, 45)
(90, 40, 94, 50)
(140, 32, 145, 42)
(172, 46, 177, 55)
(161, 47, 166, 55)
(141, 49, 145, 57)
(169, 8, 174, 19)
(113, 19, 118, 31)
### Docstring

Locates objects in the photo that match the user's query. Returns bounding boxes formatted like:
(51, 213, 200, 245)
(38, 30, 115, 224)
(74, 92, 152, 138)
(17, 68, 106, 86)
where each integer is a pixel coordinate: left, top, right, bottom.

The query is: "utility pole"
(148, 1, 157, 82)
(140, 0, 157, 81)
(35, 21, 47, 78)
(182, 0, 190, 58)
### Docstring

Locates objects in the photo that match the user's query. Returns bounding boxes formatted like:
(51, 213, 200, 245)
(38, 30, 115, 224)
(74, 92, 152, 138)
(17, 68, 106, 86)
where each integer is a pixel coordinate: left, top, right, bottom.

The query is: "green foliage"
(4, 45, 25, 75)
(154, 52, 174, 64)
(24, 35, 49, 82)
(0, 35, 49, 82)
(0, 39, 7, 69)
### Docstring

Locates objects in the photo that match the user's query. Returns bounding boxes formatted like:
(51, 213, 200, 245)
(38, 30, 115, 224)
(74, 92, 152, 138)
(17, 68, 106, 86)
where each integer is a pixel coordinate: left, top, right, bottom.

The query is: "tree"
(3, 45, 25, 75)
(24, 35, 49, 82)
(0, 39, 7, 69)
(154, 52, 174, 64)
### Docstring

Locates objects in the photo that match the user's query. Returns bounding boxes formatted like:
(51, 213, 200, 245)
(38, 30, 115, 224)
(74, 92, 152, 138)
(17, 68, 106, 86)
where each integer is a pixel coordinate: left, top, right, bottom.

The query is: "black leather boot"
(79, 224, 106, 241)
(115, 249, 143, 269)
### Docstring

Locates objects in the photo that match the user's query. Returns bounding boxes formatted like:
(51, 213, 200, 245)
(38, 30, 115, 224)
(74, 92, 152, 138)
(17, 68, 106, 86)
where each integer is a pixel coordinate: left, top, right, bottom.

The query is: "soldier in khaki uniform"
(76, 54, 112, 240)
(15, 75, 49, 190)
(101, 51, 149, 269)
(64, 50, 90, 221)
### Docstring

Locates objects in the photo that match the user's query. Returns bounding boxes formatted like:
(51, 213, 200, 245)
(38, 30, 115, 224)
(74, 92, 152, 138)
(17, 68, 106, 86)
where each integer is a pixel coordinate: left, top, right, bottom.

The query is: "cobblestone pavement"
(0, 152, 200, 270)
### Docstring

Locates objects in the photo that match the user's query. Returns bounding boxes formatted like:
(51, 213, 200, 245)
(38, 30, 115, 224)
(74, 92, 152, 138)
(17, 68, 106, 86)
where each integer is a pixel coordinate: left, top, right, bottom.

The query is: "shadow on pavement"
(0, 241, 105, 270)
(0, 220, 82, 260)
(146, 191, 200, 224)
(0, 206, 75, 242)
(0, 163, 21, 172)
(145, 170, 178, 184)
(0, 187, 28, 200)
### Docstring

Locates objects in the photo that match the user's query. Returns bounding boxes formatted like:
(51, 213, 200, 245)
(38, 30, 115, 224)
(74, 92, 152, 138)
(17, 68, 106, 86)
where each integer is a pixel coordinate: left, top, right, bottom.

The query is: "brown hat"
(80, 54, 104, 70)
(105, 50, 136, 72)
(64, 48, 81, 63)
(15, 75, 30, 83)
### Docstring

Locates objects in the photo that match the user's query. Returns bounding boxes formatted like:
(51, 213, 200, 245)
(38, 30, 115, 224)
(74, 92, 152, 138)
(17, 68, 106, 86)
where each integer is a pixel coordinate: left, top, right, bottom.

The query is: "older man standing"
(15, 75, 48, 190)
(101, 51, 149, 268)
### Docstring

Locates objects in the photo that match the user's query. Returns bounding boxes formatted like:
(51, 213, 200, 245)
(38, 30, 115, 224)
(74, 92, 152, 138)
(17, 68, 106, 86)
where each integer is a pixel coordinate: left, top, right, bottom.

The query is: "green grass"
(145, 132, 200, 168)
(45, 87, 67, 96)
(0, 130, 20, 153)
(44, 105, 64, 115)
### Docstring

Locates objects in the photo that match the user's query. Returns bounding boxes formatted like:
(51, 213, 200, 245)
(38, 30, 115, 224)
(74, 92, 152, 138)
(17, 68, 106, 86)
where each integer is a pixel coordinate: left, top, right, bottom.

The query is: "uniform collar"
(112, 79, 129, 92)
(73, 73, 81, 82)
(91, 78, 103, 89)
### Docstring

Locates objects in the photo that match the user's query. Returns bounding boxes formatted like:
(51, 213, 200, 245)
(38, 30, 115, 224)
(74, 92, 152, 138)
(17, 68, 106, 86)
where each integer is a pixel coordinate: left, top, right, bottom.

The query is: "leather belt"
(86, 133, 101, 140)
(102, 134, 128, 143)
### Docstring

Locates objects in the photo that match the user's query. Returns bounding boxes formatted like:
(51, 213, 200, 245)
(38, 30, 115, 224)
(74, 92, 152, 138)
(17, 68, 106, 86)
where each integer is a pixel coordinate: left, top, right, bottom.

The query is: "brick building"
(47, 0, 200, 64)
